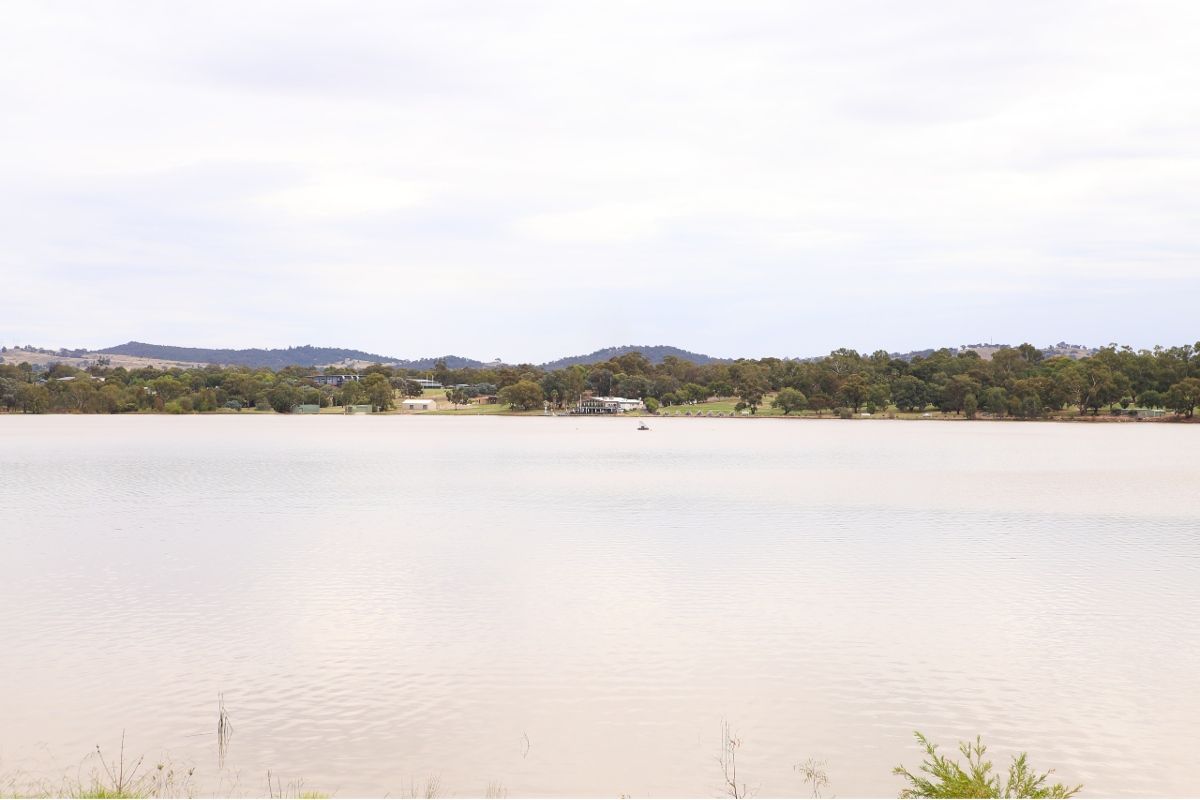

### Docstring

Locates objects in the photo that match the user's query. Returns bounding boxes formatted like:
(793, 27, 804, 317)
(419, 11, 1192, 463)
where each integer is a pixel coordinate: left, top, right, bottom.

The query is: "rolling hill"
(98, 342, 487, 370)
(539, 345, 728, 370)
(93, 341, 728, 370)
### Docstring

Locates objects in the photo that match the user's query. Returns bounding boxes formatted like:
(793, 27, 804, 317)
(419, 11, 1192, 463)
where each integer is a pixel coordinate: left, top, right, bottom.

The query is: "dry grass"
(400, 776, 442, 799)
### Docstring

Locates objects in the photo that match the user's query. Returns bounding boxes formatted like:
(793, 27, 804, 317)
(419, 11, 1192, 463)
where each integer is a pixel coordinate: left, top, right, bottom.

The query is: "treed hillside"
(96, 341, 729, 370)
(540, 345, 727, 370)
(98, 341, 486, 370)
(6, 341, 1200, 418)
(889, 342, 1099, 362)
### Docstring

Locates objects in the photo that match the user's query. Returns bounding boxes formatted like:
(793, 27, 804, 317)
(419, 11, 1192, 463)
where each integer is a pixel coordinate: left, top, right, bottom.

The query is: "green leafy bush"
(894, 732, 1080, 799)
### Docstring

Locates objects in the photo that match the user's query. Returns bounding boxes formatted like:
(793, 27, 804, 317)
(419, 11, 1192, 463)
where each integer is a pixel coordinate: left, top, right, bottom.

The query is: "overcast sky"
(2, 1, 1198, 362)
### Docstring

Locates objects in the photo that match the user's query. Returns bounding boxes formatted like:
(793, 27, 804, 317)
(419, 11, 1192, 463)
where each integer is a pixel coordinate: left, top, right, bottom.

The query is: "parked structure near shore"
(573, 396, 645, 414)
(308, 374, 361, 387)
(401, 398, 437, 412)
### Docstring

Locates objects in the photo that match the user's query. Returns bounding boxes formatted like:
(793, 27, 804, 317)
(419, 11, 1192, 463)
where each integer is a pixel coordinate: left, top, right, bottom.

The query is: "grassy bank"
(0, 729, 1080, 799)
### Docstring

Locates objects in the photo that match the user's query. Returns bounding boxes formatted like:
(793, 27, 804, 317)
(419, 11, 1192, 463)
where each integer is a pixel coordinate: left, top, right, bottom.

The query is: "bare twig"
(794, 758, 829, 798)
(95, 730, 145, 796)
(717, 720, 750, 799)
(217, 692, 233, 769)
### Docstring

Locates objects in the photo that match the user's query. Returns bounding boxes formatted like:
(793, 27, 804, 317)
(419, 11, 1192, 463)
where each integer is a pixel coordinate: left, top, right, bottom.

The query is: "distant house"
(410, 378, 443, 389)
(402, 398, 437, 412)
(308, 374, 361, 387)
(292, 404, 321, 414)
(573, 396, 645, 414)
(344, 404, 373, 414)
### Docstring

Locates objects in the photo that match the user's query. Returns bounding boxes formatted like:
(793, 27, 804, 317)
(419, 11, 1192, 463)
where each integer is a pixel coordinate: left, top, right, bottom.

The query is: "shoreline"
(0, 409, 1194, 423)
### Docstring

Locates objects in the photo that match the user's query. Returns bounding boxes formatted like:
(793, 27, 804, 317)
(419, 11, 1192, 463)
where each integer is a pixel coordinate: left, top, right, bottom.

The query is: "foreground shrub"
(894, 732, 1081, 798)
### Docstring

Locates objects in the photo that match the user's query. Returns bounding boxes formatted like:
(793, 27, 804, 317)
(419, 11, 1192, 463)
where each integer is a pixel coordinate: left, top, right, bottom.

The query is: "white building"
(574, 396, 645, 414)
(401, 398, 437, 412)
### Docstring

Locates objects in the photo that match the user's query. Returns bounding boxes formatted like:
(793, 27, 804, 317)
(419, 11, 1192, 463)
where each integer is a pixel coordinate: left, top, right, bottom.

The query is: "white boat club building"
(401, 398, 438, 412)
(307, 374, 360, 387)
(573, 396, 645, 414)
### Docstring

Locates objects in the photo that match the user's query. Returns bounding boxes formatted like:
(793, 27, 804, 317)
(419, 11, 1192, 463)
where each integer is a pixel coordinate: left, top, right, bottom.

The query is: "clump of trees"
(497, 380, 544, 411)
(3, 340, 1200, 418)
(772, 387, 807, 415)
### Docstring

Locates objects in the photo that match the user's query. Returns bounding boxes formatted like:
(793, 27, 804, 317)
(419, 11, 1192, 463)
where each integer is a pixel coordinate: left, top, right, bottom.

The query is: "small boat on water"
(637, 422, 650, 431)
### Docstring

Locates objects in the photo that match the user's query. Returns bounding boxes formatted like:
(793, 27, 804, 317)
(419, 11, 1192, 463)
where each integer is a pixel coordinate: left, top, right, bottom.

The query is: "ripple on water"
(1, 416, 1198, 796)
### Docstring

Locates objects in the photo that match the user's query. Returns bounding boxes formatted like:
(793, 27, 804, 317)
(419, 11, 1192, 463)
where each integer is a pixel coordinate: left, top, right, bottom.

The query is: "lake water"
(2, 416, 1198, 797)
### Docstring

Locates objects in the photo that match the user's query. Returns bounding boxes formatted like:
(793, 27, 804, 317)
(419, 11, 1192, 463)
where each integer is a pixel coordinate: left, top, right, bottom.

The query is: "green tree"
(839, 374, 870, 413)
(808, 392, 833, 417)
(1137, 389, 1164, 409)
(771, 387, 807, 415)
(541, 370, 582, 409)
(867, 382, 891, 414)
(0, 378, 21, 411)
(736, 387, 765, 414)
(894, 732, 1080, 799)
(16, 383, 50, 413)
(981, 387, 1008, 418)
(340, 380, 367, 406)
(734, 365, 768, 414)
(614, 373, 651, 399)
(940, 375, 982, 415)
(150, 375, 186, 403)
(361, 373, 394, 411)
(267, 383, 301, 413)
(1165, 377, 1200, 418)
(587, 368, 614, 396)
(1017, 395, 1042, 420)
(1069, 361, 1125, 415)
(892, 376, 928, 412)
(391, 377, 424, 397)
(498, 380, 544, 411)
(963, 393, 978, 420)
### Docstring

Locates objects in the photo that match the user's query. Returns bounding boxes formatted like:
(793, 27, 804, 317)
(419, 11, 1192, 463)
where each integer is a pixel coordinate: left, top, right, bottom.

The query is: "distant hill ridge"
(94, 341, 730, 370)
(71, 340, 1098, 370)
(98, 342, 487, 370)
(540, 344, 729, 370)
(887, 342, 1098, 362)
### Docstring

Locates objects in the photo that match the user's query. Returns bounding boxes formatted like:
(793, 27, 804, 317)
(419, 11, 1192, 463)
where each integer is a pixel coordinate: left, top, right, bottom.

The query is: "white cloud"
(514, 202, 677, 244)
(1, 0, 1199, 360)
(255, 173, 431, 219)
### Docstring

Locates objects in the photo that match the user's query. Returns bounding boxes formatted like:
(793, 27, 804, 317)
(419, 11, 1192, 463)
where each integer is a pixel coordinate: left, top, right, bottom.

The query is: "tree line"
(2, 341, 1199, 418)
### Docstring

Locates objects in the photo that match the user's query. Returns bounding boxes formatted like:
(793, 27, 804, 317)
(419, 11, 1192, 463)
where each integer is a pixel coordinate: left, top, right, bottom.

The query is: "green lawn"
(657, 398, 745, 416)
(658, 395, 806, 417)
(431, 402, 511, 415)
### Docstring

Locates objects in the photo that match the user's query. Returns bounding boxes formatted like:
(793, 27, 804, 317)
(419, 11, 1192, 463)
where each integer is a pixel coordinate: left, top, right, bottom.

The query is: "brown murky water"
(2, 416, 1198, 796)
